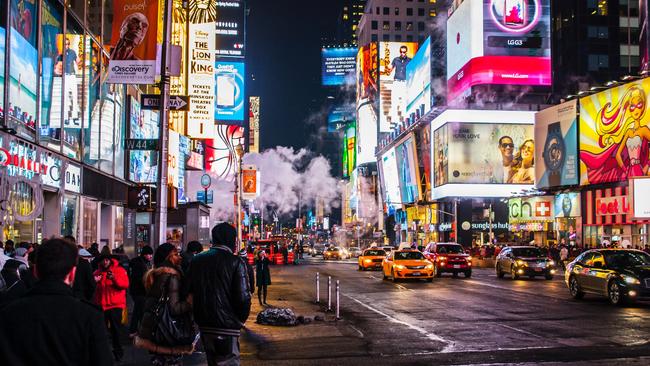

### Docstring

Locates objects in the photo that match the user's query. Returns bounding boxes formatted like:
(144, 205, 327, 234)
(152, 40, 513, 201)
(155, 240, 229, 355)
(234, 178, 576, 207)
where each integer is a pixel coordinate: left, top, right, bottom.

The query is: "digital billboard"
(356, 43, 378, 166)
(378, 42, 418, 132)
(434, 122, 534, 184)
(215, 0, 245, 58)
(214, 61, 245, 123)
(447, 0, 552, 104)
(342, 122, 356, 178)
(535, 100, 578, 188)
(328, 106, 355, 132)
(379, 147, 402, 211)
(579, 79, 650, 185)
(249, 96, 260, 153)
(394, 135, 420, 203)
(406, 37, 431, 120)
(417, 124, 432, 200)
(205, 124, 245, 180)
(322, 47, 357, 86)
(128, 97, 159, 183)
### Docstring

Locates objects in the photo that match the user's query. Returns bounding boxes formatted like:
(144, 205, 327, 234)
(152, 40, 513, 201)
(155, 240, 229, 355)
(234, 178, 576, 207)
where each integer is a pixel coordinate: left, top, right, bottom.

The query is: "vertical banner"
(249, 96, 260, 153)
(107, 0, 159, 84)
(170, 0, 187, 133)
(241, 165, 258, 200)
(187, 0, 216, 138)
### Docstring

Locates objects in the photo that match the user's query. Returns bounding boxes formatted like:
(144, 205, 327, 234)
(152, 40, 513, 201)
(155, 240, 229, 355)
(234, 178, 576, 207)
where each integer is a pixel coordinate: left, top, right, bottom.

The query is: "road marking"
(498, 324, 545, 339)
(343, 293, 455, 352)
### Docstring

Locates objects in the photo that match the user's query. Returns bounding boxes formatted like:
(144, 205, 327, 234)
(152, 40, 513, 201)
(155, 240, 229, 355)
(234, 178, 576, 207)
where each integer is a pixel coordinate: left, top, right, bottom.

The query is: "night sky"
(246, 0, 346, 150)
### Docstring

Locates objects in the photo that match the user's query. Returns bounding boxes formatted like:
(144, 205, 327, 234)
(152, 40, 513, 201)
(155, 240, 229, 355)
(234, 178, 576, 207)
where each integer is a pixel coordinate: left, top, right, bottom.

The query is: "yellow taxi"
(382, 249, 434, 282)
(358, 248, 387, 271)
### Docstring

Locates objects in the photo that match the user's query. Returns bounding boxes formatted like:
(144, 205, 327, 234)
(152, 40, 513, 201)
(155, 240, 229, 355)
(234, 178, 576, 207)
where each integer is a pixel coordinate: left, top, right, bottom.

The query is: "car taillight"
(437, 256, 447, 262)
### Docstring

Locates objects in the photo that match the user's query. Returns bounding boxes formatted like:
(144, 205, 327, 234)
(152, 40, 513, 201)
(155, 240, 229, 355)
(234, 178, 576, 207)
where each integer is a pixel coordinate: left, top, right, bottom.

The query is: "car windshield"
(329, 248, 339, 252)
(350, 247, 360, 251)
(364, 250, 385, 256)
(437, 245, 464, 254)
(604, 251, 650, 268)
(394, 252, 424, 260)
(511, 248, 543, 257)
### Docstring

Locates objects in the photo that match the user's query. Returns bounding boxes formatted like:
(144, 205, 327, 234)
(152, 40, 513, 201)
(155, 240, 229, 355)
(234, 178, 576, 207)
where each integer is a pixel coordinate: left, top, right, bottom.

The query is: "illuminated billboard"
(214, 61, 245, 123)
(328, 106, 355, 132)
(188, 0, 216, 138)
(535, 100, 578, 188)
(395, 135, 420, 203)
(128, 97, 159, 183)
(205, 124, 245, 180)
(446, 0, 552, 103)
(379, 147, 402, 211)
(249, 96, 260, 153)
(356, 43, 378, 166)
(378, 42, 418, 132)
(215, 0, 245, 58)
(322, 47, 357, 86)
(342, 122, 357, 178)
(579, 79, 650, 185)
(406, 37, 431, 120)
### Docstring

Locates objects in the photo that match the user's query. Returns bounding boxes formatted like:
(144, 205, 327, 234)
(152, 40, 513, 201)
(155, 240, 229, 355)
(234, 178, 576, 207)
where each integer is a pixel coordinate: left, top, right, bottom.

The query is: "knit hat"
(211, 223, 237, 251)
(154, 243, 176, 267)
(140, 245, 154, 256)
(78, 248, 93, 258)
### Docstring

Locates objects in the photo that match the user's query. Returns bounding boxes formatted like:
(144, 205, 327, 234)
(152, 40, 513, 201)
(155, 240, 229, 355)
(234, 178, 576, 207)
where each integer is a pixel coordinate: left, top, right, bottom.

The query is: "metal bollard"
(316, 272, 320, 303)
(336, 280, 340, 320)
(327, 276, 332, 311)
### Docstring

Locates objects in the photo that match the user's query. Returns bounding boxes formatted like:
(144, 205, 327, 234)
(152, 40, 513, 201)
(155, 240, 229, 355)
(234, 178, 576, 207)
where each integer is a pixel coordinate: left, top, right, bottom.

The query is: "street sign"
(197, 190, 213, 204)
(200, 173, 211, 189)
(128, 186, 155, 211)
(141, 94, 189, 111)
(125, 139, 159, 150)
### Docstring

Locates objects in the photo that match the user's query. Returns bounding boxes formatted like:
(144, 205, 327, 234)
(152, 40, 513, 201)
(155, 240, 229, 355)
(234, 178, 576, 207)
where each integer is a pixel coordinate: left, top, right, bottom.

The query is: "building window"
(395, 34, 402, 41)
(588, 54, 609, 71)
(407, 35, 414, 42)
(383, 7, 389, 15)
(383, 34, 390, 41)
(407, 8, 413, 16)
(372, 20, 378, 30)
(383, 21, 390, 30)
(406, 22, 413, 31)
(376, 7, 380, 14)
(418, 21, 426, 31)
(395, 7, 400, 15)
(395, 21, 402, 31)
(371, 34, 378, 42)
(418, 8, 425, 16)
(430, 9, 437, 17)
(621, 55, 641, 68)
(588, 26, 608, 38)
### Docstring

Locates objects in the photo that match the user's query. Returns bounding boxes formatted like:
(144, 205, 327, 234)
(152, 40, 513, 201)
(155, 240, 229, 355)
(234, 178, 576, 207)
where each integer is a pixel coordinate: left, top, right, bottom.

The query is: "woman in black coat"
(255, 250, 271, 305)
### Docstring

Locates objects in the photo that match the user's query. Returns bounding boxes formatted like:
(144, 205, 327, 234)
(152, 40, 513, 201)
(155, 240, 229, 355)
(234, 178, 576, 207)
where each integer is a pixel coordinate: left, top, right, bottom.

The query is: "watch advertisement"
(554, 192, 580, 218)
(534, 99, 578, 188)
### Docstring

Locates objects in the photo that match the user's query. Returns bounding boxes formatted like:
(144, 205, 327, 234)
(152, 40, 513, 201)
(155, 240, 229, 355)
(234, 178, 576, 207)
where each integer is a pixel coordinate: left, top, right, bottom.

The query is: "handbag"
(147, 276, 195, 347)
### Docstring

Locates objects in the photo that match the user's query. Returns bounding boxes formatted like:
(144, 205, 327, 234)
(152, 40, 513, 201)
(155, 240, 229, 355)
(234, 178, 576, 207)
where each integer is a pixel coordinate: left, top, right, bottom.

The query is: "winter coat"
(138, 264, 192, 341)
(184, 246, 251, 336)
(255, 257, 272, 287)
(93, 258, 129, 311)
(129, 256, 152, 297)
(0, 279, 112, 366)
(72, 258, 96, 301)
(245, 261, 255, 292)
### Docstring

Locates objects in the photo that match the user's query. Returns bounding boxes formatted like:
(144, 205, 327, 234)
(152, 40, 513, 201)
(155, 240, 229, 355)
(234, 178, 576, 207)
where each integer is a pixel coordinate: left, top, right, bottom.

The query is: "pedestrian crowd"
(0, 222, 264, 366)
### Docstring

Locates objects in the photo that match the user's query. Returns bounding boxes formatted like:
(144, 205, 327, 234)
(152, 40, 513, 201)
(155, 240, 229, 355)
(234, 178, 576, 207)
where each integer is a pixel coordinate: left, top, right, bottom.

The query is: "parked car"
(382, 249, 434, 282)
(358, 248, 386, 270)
(324, 247, 344, 260)
(423, 242, 472, 278)
(566, 249, 650, 305)
(496, 246, 556, 280)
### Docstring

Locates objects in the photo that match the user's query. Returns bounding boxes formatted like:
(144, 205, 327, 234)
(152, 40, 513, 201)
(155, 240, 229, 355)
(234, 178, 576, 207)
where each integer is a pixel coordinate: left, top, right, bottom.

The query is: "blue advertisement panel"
(406, 37, 431, 119)
(328, 106, 355, 132)
(534, 100, 578, 188)
(214, 61, 245, 123)
(395, 135, 420, 203)
(321, 47, 356, 86)
(128, 96, 159, 183)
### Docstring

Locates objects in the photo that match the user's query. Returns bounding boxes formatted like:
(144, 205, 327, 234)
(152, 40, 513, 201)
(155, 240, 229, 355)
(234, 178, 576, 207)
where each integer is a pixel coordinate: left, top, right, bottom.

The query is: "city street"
(230, 257, 650, 365)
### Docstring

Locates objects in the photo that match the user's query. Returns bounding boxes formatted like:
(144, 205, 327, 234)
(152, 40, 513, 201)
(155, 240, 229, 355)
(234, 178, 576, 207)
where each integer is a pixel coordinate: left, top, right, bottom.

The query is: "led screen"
(342, 122, 357, 178)
(128, 97, 159, 183)
(205, 124, 245, 180)
(322, 47, 357, 86)
(579, 79, 650, 185)
(214, 61, 245, 123)
(406, 37, 431, 120)
(380, 147, 402, 211)
(395, 135, 420, 203)
(328, 106, 355, 132)
(215, 0, 245, 58)
(378, 42, 418, 132)
(434, 122, 534, 184)
(535, 100, 578, 188)
(356, 43, 378, 166)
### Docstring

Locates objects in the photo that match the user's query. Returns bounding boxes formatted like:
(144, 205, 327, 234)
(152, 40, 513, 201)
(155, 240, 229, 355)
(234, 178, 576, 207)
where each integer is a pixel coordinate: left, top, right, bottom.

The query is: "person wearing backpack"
(0, 247, 36, 305)
(137, 243, 193, 365)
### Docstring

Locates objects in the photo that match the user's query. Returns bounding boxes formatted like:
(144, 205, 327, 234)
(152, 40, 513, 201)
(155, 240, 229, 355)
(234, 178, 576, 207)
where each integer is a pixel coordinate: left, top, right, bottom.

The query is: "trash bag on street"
(256, 308, 298, 326)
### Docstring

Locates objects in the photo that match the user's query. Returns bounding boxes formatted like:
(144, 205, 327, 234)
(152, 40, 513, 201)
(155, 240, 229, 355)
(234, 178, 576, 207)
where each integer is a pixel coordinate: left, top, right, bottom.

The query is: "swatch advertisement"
(107, 0, 159, 84)
(406, 37, 431, 120)
(554, 192, 580, 218)
(378, 42, 418, 132)
(508, 196, 555, 223)
(447, 0, 552, 103)
(379, 147, 402, 211)
(128, 96, 159, 183)
(395, 135, 420, 203)
(214, 61, 245, 123)
(356, 43, 378, 165)
(579, 79, 650, 185)
(534, 100, 578, 188)
(435, 122, 535, 184)
(322, 47, 357, 86)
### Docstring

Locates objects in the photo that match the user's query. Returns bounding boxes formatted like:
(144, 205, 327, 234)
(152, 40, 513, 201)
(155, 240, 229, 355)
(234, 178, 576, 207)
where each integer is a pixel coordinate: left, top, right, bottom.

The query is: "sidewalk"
(121, 264, 353, 365)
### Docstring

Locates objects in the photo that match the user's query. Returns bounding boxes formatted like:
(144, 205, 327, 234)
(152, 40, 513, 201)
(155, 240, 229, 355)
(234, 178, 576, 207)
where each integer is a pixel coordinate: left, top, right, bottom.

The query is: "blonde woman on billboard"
(510, 139, 535, 184)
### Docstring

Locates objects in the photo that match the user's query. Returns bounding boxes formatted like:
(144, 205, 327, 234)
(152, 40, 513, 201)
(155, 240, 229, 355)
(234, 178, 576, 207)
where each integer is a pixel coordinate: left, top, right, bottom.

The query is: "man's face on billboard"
(123, 14, 149, 45)
(499, 137, 514, 159)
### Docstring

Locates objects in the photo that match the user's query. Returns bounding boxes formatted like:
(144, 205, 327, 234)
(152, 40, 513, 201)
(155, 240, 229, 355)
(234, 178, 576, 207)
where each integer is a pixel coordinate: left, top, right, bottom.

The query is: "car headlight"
(621, 274, 641, 285)
(394, 264, 405, 270)
(516, 260, 525, 266)
(548, 260, 555, 266)
(426, 264, 434, 269)
(364, 259, 372, 263)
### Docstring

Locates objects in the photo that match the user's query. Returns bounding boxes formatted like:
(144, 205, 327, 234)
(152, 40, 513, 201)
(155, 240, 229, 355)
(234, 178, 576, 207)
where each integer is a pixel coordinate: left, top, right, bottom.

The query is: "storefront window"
(83, 38, 102, 167)
(61, 194, 79, 237)
(83, 199, 98, 246)
(39, 0, 64, 152)
(114, 85, 126, 178)
(62, 14, 84, 159)
(114, 206, 124, 247)
(99, 82, 118, 174)
(87, 0, 101, 38)
(5, 181, 37, 243)
(8, 0, 39, 140)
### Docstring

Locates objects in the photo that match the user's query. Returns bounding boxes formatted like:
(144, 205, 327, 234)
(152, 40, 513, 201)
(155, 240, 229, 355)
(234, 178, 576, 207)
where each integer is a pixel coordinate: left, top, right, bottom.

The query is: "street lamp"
(235, 143, 245, 251)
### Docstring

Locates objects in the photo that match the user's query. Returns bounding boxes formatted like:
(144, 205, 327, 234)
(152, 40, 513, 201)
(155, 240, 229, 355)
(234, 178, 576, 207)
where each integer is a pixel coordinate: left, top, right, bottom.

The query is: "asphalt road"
(265, 256, 650, 365)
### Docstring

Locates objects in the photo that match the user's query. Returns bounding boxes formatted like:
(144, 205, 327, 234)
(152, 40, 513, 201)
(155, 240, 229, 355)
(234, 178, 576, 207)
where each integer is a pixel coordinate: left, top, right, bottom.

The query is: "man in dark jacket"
(239, 248, 255, 294)
(0, 238, 112, 365)
(73, 248, 97, 301)
(186, 223, 251, 366)
(128, 245, 153, 336)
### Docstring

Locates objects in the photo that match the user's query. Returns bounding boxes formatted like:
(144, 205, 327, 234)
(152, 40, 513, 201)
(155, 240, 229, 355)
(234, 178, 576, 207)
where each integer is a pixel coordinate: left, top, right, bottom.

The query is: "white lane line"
(343, 293, 456, 353)
(498, 324, 545, 339)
